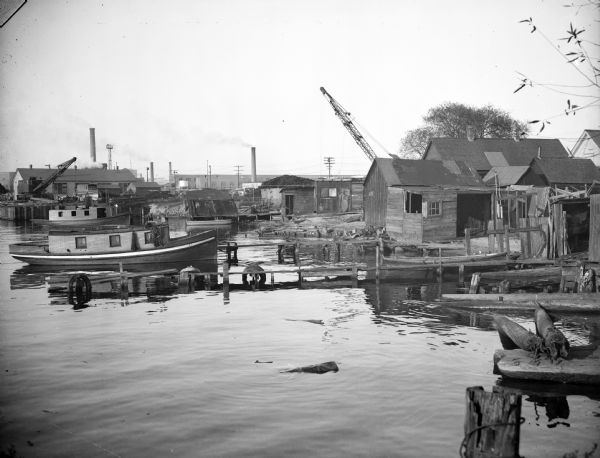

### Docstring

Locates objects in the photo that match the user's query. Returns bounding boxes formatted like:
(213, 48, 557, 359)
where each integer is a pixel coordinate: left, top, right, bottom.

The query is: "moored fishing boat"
(32, 206, 131, 227)
(9, 223, 217, 267)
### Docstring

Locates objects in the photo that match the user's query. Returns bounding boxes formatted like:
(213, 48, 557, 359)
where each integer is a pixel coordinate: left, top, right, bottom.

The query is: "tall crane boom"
(320, 86, 377, 162)
(32, 157, 77, 194)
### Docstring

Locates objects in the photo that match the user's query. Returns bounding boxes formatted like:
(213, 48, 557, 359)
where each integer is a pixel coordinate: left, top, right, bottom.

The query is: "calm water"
(1, 221, 599, 458)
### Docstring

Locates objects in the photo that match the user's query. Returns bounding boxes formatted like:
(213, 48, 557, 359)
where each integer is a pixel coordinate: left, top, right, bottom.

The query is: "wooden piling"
(469, 273, 480, 294)
(270, 272, 275, 290)
(375, 240, 380, 282)
(465, 228, 471, 255)
(222, 262, 229, 300)
(352, 266, 358, 288)
(459, 264, 465, 285)
(462, 386, 521, 458)
(504, 226, 510, 260)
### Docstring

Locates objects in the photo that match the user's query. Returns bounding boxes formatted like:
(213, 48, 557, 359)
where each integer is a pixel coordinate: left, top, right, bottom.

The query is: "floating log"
(281, 361, 339, 374)
(493, 346, 600, 385)
(440, 293, 600, 312)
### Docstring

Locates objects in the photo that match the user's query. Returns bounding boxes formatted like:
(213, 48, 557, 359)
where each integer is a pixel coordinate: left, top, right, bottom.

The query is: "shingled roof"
(482, 166, 530, 186)
(260, 174, 315, 188)
(372, 158, 484, 187)
(530, 157, 600, 185)
(423, 138, 569, 171)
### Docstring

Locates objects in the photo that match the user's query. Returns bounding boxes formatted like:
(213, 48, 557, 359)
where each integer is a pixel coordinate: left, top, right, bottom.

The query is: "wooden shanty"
(259, 175, 315, 209)
(363, 158, 491, 243)
(148, 188, 238, 220)
(548, 192, 600, 260)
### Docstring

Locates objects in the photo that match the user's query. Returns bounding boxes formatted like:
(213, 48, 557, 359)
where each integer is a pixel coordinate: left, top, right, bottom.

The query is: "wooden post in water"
(270, 272, 275, 290)
(459, 264, 465, 285)
(375, 240, 380, 282)
(463, 386, 521, 458)
(336, 242, 342, 263)
(222, 262, 229, 300)
(352, 266, 358, 288)
(504, 226, 510, 260)
(465, 228, 471, 255)
(469, 273, 480, 294)
(294, 243, 299, 265)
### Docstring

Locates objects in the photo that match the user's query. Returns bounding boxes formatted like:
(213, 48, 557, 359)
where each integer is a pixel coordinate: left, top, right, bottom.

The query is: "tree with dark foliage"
(398, 102, 528, 158)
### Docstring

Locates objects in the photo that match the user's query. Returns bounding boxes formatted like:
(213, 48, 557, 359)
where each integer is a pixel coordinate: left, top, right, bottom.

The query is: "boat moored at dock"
(9, 222, 217, 268)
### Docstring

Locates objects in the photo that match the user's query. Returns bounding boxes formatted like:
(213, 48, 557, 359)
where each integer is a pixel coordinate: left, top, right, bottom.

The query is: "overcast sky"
(1, 0, 599, 180)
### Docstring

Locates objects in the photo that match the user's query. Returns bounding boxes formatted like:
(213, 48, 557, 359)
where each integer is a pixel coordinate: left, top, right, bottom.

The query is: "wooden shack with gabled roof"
(363, 158, 491, 242)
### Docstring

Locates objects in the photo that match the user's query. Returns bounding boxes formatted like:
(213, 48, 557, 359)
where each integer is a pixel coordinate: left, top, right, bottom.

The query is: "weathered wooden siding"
(281, 188, 315, 215)
(385, 188, 423, 242)
(351, 182, 363, 211)
(363, 166, 388, 227)
(590, 194, 600, 262)
(422, 190, 457, 241)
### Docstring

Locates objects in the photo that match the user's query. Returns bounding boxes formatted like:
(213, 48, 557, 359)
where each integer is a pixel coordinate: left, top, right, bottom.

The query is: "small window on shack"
(427, 201, 442, 216)
(84, 210, 90, 216)
(71, 210, 77, 217)
(144, 232, 153, 244)
(109, 234, 121, 247)
(320, 187, 337, 198)
(75, 237, 87, 249)
(405, 192, 422, 214)
(58, 211, 63, 217)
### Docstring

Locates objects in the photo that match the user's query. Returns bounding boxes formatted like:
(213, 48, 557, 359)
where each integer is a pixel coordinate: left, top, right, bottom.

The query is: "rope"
(459, 417, 525, 458)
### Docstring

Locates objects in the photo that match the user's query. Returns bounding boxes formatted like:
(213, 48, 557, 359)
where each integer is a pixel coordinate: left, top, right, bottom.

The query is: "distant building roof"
(372, 158, 484, 187)
(482, 166, 530, 186)
(423, 138, 569, 171)
(15, 166, 137, 183)
(531, 157, 600, 185)
(260, 175, 315, 188)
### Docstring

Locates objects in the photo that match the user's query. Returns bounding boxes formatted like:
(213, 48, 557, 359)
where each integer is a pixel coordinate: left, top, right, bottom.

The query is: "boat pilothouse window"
(75, 237, 87, 249)
(109, 234, 121, 247)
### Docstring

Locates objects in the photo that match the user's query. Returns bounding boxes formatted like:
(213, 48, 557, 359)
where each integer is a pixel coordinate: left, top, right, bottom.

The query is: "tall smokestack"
(89, 128, 97, 162)
(150, 162, 154, 183)
(169, 162, 172, 183)
(251, 146, 257, 182)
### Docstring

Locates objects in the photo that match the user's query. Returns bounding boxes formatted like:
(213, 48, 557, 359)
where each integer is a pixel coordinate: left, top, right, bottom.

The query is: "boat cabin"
(47, 223, 170, 255)
(49, 206, 110, 223)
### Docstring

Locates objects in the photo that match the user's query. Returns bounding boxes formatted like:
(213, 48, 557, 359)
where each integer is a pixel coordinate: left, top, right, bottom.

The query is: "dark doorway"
(456, 193, 491, 237)
(285, 194, 294, 215)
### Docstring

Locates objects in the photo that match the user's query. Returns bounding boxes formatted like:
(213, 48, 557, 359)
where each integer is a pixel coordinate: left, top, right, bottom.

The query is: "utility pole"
(323, 156, 335, 179)
(234, 165, 243, 188)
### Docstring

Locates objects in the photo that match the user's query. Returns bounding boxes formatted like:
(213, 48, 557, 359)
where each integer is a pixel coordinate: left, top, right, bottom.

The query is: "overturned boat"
(9, 222, 217, 268)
